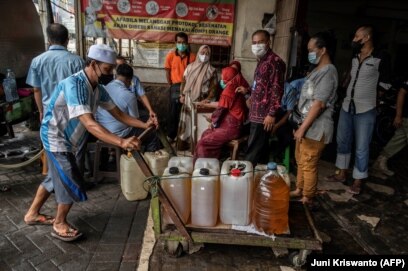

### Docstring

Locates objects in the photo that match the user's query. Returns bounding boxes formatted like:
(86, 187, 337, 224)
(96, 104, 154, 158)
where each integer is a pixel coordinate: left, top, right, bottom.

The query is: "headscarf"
(216, 66, 247, 122)
(183, 45, 216, 101)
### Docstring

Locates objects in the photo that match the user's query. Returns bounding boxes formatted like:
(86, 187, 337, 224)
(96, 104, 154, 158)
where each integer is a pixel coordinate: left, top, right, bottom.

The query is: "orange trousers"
(295, 137, 326, 199)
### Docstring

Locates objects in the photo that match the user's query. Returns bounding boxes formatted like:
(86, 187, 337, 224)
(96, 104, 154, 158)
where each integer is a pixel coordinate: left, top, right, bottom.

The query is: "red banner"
(81, 0, 235, 46)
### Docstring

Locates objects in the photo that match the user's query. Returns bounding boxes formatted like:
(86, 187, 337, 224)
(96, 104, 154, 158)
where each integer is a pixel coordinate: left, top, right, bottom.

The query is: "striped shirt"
(41, 70, 115, 152)
(342, 50, 390, 114)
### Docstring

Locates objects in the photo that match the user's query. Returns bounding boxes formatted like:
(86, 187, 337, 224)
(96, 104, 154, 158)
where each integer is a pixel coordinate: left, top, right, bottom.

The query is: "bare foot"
(290, 188, 302, 197)
(300, 196, 313, 204)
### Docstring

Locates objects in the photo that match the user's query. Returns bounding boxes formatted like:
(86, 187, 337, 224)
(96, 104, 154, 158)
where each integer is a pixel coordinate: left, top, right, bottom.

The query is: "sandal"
(325, 174, 346, 183)
(51, 226, 83, 242)
(348, 183, 361, 195)
(25, 214, 55, 226)
(0, 185, 10, 192)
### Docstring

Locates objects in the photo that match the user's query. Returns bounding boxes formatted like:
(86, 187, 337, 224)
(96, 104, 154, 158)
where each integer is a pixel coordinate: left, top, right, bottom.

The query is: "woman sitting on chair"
(177, 45, 218, 151)
(194, 65, 248, 161)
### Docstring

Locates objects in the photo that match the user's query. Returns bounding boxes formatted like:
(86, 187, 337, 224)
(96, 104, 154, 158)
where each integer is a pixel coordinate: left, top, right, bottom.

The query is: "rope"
(0, 149, 44, 169)
(143, 168, 281, 196)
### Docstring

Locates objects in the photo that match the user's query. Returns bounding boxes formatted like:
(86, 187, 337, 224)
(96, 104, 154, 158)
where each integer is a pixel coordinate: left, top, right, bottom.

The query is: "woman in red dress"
(194, 64, 249, 161)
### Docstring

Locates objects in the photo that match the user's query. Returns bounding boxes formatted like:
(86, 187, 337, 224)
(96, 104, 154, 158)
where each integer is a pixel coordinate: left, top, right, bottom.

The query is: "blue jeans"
(335, 108, 376, 179)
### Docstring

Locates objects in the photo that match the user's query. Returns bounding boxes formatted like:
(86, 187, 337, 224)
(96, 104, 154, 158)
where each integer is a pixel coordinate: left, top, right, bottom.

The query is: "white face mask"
(199, 54, 209, 63)
(251, 43, 268, 58)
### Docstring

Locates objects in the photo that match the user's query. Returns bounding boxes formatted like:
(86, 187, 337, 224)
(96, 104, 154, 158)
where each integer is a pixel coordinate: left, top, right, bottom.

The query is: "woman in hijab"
(194, 66, 248, 161)
(177, 45, 218, 151)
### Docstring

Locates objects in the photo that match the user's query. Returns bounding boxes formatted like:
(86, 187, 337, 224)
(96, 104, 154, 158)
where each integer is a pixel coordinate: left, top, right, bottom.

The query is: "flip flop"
(51, 227, 83, 242)
(347, 183, 361, 195)
(324, 174, 346, 182)
(25, 214, 55, 226)
(0, 185, 10, 192)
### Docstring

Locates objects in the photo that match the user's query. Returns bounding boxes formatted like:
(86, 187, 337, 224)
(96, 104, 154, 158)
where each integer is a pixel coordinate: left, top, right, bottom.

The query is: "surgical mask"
(176, 43, 188, 52)
(251, 43, 267, 58)
(351, 39, 364, 54)
(308, 52, 321, 65)
(199, 54, 209, 63)
(97, 65, 114, 85)
(220, 80, 226, 89)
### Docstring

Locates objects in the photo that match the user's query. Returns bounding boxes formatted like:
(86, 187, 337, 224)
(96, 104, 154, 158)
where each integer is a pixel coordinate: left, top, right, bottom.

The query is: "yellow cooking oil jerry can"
(120, 150, 153, 201)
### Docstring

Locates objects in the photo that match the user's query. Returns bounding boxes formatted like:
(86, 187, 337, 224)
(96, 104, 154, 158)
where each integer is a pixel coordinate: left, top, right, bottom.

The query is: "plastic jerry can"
(168, 156, 194, 174)
(191, 167, 219, 227)
(220, 160, 253, 225)
(161, 166, 191, 224)
(253, 162, 290, 235)
(143, 149, 170, 176)
(255, 164, 290, 189)
(277, 165, 291, 187)
(194, 158, 220, 174)
(120, 152, 150, 201)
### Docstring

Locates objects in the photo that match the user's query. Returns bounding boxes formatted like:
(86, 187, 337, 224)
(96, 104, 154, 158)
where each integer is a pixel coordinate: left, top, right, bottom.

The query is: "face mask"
(97, 65, 114, 85)
(199, 54, 209, 63)
(176, 43, 188, 52)
(251, 43, 267, 58)
(351, 39, 364, 54)
(220, 80, 226, 89)
(308, 51, 321, 65)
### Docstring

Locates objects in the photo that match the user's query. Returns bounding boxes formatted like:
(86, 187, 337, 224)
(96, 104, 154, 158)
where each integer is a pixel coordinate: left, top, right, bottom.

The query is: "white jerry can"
(120, 152, 152, 201)
(143, 149, 170, 176)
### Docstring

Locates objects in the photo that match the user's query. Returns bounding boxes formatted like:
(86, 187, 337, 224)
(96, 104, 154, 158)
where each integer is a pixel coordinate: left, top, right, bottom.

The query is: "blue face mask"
(176, 43, 188, 52)
(220, 80, 226, 89)
(308, 51, 320, 65)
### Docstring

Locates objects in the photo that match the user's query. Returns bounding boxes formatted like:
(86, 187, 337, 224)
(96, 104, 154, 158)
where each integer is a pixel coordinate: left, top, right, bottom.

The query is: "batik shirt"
(249, 49, 286, 123)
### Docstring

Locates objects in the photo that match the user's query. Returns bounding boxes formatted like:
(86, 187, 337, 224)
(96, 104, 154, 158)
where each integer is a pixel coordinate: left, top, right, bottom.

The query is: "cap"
(267, 162, 277, 170)
(230, 168, 241, 177)
(87, 44, 116, 65)
(169, 167, 179, 175)
(199, 168, 209, 176)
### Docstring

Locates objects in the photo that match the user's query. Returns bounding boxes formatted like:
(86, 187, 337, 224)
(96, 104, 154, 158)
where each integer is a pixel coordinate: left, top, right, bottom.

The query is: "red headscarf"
(218, 66, 248, 122)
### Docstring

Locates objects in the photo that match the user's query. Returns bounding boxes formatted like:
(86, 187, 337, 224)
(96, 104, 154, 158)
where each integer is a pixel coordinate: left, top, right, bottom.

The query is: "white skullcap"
(87, 44, 116, 65)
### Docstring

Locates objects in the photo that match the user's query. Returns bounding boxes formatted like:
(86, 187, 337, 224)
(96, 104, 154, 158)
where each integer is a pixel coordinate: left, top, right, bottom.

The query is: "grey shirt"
(298, 64, 338, 144)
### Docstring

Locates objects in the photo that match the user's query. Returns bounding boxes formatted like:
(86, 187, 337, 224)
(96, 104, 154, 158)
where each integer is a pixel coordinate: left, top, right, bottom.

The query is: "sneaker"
(373, 155, 394, 176)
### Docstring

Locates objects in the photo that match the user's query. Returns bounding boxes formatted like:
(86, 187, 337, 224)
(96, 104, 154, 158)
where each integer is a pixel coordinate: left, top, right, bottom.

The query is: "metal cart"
(149, 180, 323, 267)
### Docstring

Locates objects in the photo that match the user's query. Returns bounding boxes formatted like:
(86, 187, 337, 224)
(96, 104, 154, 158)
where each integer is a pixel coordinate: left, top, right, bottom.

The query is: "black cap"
(199, 168, 209, 176)
(169, 167, 179, 174)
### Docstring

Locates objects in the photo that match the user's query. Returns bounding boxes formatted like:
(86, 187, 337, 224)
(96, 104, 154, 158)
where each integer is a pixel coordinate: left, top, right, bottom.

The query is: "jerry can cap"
(230, 168, 241, 177)
(267, 162, 277, 170)
(169, 167, 179, 174)
(199, 168, 209, 175)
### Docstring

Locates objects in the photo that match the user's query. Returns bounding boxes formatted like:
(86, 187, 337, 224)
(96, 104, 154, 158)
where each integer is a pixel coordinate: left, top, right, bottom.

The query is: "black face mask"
(351, 39, 364, 54)
(98, 74, 114, 85)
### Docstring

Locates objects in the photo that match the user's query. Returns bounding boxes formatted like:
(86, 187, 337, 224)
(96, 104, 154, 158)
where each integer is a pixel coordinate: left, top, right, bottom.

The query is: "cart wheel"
(165, 240, 183, 257)
(289, 250, 310, 267)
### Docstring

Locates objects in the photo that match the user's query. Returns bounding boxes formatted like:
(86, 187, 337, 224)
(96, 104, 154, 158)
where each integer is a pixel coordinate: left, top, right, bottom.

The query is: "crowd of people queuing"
(13, 22, 406, 241)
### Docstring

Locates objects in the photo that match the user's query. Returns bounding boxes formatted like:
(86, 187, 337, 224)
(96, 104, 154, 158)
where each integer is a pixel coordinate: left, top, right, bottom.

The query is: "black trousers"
(245, 122, 270, 166)
(167, 83, 182, 140)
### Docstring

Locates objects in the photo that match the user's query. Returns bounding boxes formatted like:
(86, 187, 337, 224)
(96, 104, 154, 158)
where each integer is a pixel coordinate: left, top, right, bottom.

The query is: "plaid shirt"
(249, 49, 286, 123)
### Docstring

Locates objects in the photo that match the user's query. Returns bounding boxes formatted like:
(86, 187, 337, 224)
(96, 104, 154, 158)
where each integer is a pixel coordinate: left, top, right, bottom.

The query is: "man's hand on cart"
(121, 136, 140, 151)
(146, 116, 159, 129)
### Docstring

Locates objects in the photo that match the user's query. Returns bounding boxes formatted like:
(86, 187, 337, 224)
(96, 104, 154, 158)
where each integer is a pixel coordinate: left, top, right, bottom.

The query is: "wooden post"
(74, 0, 85, 58)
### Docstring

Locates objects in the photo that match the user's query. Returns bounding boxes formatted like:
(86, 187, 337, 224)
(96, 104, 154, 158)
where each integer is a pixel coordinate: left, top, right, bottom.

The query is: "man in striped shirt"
(325, 25, 390, 195)
(24, 44, 154, 242)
